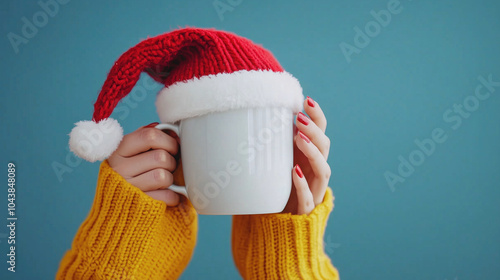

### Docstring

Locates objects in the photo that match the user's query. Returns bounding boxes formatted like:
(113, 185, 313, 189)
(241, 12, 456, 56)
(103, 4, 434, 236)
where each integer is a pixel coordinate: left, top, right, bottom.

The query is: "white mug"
(156, 107, 294, 215)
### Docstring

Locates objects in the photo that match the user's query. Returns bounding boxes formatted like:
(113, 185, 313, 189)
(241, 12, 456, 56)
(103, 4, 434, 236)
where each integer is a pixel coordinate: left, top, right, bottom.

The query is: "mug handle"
(155, 123, 188, 197)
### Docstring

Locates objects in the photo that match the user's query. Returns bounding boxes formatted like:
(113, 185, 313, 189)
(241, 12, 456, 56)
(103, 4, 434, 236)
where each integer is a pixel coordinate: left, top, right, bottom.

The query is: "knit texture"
(68, 27, 303, 163)
(92, 28, 284, 123)
(56, 160, 198, 280)
(232, 188, 339, 280)
(56, 160, 339, 279)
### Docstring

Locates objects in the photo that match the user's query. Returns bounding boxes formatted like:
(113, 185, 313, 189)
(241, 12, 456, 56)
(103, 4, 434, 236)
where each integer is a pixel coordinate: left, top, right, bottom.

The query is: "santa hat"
(69, 27, 303, 162)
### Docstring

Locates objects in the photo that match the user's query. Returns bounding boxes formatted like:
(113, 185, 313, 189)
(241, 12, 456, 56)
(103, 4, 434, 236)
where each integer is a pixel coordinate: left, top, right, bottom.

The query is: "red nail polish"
(144, 122, 159, 128)
(299, 131, 311, 143)
(307, 96, 315, 107)
(297, 112, 309, 126)
(295, 164, 304, 178)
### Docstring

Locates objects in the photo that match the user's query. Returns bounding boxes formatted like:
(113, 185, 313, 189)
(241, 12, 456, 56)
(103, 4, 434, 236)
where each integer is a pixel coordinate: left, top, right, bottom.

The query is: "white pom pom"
(69, 118, 124, 162)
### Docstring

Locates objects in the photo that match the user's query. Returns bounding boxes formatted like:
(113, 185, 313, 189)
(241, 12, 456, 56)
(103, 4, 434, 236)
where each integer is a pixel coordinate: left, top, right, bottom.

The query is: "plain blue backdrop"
(1, 0, 499, 279)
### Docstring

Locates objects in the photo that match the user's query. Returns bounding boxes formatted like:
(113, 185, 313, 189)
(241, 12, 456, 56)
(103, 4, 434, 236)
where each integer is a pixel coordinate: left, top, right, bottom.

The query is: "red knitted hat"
(69, 27, 303, 162)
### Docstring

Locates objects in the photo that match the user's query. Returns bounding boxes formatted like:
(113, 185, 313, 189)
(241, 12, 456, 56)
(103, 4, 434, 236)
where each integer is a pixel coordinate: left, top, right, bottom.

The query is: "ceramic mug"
(156, 107, 294, 215)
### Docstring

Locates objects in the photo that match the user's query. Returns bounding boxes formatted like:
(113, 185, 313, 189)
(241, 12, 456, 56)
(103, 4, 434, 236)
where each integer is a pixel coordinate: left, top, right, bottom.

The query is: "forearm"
(232, 187, 339, 280)
(56, 160, 198, 280)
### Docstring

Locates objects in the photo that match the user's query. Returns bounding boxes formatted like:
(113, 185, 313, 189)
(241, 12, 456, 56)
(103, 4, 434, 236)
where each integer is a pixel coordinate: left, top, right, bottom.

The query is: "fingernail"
(295, 164, 304, 178)
(307, 96, 315, 107)
(144, 122, 159, 128)
(299, 131, 311, 143)
(297, 112, 309, 126)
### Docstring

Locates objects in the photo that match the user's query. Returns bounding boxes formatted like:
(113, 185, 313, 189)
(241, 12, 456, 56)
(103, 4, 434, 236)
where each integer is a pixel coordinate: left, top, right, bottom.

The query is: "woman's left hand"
(282, 96, 331, 215)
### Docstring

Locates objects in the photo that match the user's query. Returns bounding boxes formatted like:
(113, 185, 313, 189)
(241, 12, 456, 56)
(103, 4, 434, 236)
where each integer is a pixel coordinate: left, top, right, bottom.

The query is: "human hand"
(282, 96, 331, 215)
(107, 122, 184, 206)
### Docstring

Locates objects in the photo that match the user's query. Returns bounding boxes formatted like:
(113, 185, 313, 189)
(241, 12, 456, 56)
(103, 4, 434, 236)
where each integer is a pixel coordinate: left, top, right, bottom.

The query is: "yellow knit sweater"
(56, 160, 339, 279)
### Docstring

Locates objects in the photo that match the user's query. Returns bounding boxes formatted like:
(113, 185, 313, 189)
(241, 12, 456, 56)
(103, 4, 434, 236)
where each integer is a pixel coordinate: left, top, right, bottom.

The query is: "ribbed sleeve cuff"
(232, 188, 339, 280)
(57, 160, 198, 280)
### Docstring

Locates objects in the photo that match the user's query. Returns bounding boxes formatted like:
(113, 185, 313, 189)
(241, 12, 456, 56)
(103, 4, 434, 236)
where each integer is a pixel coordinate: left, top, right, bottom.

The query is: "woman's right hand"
(107, 122, 183, 206)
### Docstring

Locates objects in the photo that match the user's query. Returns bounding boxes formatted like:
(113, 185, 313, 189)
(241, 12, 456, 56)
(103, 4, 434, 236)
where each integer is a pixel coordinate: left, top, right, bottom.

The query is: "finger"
(295, 131, 331, 205)
(144, 189, 180, 206)
(293, 164, 315, 215)
(296, 112, 330, 159)
(116, 127, 179, 158)
(111, 149, 177, 178)
(128, 168, 174, 192)
(304, 96, 327, 133)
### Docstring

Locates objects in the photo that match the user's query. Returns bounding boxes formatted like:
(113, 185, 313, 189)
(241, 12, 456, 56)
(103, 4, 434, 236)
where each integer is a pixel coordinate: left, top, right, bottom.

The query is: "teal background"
(1, 0, 499, 279)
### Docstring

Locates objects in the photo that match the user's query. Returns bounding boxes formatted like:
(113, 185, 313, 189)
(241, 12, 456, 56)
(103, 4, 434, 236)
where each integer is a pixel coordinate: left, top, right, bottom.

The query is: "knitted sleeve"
(56, 160, 198, 280)
(231, 187, 339, 280)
